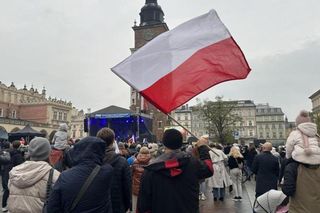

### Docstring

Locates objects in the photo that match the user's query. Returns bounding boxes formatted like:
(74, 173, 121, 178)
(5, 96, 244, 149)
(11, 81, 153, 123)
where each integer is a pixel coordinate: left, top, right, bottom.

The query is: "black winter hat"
(162, 129, 183, 150)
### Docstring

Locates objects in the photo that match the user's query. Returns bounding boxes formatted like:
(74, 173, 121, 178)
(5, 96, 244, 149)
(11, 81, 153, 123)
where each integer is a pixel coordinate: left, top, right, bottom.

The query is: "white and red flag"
(112, 10, 251, 113)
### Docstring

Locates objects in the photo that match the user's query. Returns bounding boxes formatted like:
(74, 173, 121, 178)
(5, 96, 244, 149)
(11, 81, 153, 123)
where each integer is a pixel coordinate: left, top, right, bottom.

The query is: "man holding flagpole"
(137, 129, 213, 213)
(112, 8, 251, 213)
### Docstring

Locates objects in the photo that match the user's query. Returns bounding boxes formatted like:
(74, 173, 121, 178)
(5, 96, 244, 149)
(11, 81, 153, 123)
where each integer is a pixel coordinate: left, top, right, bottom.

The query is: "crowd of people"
(0, 109, 319, 213)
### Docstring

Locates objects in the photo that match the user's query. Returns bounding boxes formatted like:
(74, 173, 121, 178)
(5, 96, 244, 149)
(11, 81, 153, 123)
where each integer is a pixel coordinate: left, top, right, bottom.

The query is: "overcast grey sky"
(1, 0, 320, 120)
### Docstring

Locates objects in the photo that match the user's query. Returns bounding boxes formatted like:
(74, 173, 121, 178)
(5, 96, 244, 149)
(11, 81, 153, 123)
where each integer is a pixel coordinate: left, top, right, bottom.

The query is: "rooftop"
(309, 89, 320, 99)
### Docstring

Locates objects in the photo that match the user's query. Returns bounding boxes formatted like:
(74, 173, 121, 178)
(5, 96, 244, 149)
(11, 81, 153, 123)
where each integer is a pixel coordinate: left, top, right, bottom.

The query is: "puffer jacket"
(286, 122, 320, 165)
(7, 161, 60, 213)
(53, 123, 69, 150)
(132, 152, 151, 195)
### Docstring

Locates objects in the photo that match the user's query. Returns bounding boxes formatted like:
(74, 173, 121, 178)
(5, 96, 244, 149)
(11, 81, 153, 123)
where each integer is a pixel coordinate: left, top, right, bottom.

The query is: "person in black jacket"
(252, 142, 279, 197)
(47, 136, 113, 213)
(137, 129, 213, 213)
(245, 143, 257, 180)
(97, 128, 131, 213)
(281, 158, 298, 197)
(1, 140, 24, 212)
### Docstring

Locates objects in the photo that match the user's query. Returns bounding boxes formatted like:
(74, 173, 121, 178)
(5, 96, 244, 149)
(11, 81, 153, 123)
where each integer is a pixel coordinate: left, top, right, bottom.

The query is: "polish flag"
(112, 10, 250, 113)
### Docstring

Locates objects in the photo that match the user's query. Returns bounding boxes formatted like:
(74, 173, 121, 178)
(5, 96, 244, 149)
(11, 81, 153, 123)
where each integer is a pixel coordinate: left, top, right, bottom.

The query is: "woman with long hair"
(228, 146, 244, 201)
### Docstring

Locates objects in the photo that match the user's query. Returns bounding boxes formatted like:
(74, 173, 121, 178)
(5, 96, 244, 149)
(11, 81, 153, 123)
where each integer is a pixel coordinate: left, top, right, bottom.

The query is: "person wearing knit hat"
(132, 146, 151, 213)
(52, 123, 69, 150)
(282, 110, 320, 213)
(286, 110, 320, 165)
(162, 128, 183, 150)
(7, 137, 60, 213)
(148, 143, 159, 159)
(137, 129, 213, 213)
(29, 137, 52, 161)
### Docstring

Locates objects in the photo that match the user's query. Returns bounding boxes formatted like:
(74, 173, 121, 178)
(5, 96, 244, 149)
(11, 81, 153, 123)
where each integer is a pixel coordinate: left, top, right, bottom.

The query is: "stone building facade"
(233, 100, 257, 143)
(169, 104, 193, 138)
(190, 106, 208, 138)
(309, 89, 320, 132)
(256, 104, 286, 145)
(129, 0, 169, 141)
(70, 108, 86, 139)
(0, 81, 83, 141)
(310, 89, 320, 117)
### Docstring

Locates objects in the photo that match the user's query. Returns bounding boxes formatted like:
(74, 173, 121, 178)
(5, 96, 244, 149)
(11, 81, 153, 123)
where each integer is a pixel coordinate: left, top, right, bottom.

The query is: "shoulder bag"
(69, 165, 101, 212)
(42, 168, 54, 213)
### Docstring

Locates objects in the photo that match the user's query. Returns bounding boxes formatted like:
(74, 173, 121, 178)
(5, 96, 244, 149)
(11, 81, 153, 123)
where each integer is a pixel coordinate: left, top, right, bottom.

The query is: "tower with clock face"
(130, 0, 169, 141)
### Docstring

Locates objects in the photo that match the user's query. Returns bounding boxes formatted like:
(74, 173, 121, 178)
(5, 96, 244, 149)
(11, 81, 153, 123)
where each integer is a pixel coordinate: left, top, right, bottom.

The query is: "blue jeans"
(212, 187, 225, 199)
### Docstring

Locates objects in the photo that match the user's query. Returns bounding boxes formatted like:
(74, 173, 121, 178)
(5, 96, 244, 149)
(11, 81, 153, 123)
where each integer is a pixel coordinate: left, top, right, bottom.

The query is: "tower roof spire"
(140, 0, 165, 26)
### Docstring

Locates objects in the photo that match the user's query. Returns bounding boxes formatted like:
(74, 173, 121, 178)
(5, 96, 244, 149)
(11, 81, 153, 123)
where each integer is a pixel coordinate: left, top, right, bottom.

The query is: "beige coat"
(207, 149, 232, 188)
(7, 161, 60, 213)
(289, 164, 320, 213)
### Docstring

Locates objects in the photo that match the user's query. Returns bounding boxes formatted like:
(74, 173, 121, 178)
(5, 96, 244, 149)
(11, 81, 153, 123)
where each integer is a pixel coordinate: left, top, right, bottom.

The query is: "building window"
(53, 111, 57, 120)
(0, 108, 3, 117)
(249, 130, 253, 136)
(272, 124, 276, 129)
(248, 120, 253, 126)
(63, 113, 67, 121)
(266, 132, 270, 138)
(279, 132, 283, 138)
(73, 130, 76, 138)
(177, 116, 181, 121)
(11, 110, 16, 118)
(58, 112, 62, 121)
(158, 121, 162, 128)
(273, 132, 276, 138)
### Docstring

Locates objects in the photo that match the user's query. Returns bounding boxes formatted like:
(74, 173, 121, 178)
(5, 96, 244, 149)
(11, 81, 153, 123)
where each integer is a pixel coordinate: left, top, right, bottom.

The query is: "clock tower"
(130, 0, 169, 141)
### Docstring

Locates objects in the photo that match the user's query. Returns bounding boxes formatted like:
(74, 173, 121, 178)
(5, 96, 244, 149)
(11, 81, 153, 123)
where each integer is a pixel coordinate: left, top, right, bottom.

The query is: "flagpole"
(166, 113, 198, 139)
(166, 113, 219, 156)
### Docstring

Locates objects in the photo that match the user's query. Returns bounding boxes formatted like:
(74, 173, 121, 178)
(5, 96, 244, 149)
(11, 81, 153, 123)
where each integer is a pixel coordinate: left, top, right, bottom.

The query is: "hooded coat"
(7, 161, 60, 213)
(137, 145, 213, 213)
(52, 123, 69, 150)
(132, 152, 151, 196)
(47, 136, 113, 213)
(103, 147, 131, 213)
(286, 122, 320, 165)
